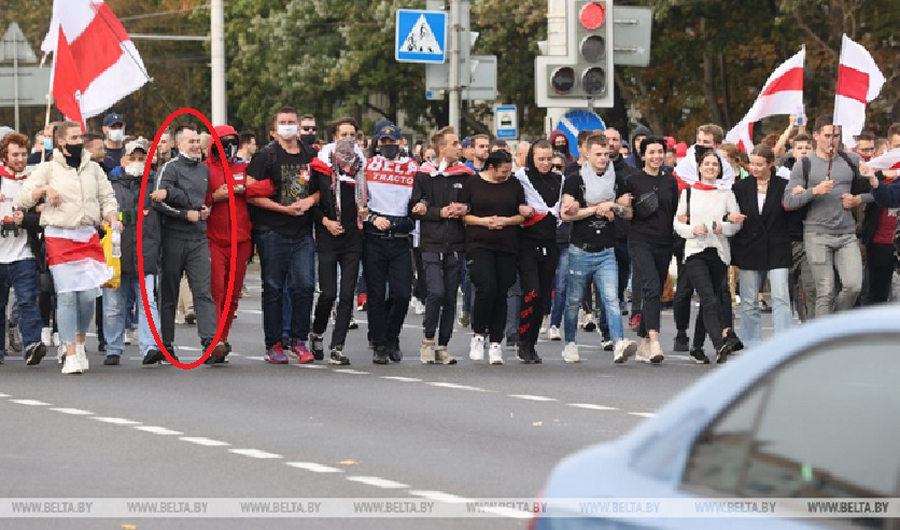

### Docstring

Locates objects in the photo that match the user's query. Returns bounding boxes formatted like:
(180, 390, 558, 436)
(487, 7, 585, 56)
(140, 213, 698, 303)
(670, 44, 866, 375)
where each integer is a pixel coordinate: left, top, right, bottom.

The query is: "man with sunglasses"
(247, 107, 321, 364)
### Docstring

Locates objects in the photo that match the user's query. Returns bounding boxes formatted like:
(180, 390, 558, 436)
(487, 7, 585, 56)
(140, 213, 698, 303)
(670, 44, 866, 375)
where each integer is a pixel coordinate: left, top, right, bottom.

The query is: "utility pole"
(545, 0, 567, 135)
(448, 0, 461, 132)
(210, 0, 226, 125)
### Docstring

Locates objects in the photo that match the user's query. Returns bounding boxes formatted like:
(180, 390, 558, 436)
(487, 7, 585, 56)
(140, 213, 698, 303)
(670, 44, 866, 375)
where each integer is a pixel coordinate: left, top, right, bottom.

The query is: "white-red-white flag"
(44, 227, 113, 294)
(833, 35, 885, 148)
(41, 0, 148, 126)
(725, 47, 805, 152)
(868, 148, 900, 172)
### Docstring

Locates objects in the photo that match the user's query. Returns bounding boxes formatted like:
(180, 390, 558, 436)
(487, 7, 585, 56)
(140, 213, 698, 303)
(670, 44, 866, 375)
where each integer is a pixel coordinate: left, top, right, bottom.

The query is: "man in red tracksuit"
(205, 125, 273, 359)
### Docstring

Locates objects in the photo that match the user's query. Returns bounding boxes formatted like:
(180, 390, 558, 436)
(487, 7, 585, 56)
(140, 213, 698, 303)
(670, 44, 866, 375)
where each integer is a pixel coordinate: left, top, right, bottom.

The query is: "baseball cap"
(376, 123, 403, 141)
(124, 138, 148, 156)
(103, 113, 125, 127)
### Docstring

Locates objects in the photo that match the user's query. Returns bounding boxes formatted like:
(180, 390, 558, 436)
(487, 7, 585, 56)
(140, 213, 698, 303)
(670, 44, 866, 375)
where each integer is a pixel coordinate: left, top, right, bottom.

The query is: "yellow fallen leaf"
(338, 460, 358, 466)
(532, 421, 543, 427)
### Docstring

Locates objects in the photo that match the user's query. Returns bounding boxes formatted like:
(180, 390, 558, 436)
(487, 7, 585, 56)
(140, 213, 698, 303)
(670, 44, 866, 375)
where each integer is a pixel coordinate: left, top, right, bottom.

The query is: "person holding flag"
(17, 122, 120, 375)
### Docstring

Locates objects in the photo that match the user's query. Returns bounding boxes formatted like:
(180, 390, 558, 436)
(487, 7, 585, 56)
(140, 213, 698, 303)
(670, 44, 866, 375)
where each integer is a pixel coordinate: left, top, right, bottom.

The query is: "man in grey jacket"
(152, 127, 226, 362)
(783, 116, 870, 316)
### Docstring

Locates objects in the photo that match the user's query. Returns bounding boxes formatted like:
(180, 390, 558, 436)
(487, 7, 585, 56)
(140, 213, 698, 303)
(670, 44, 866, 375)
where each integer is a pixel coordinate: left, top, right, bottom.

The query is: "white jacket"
(673, 186, 741, 265)
(16, 150, 117, 228)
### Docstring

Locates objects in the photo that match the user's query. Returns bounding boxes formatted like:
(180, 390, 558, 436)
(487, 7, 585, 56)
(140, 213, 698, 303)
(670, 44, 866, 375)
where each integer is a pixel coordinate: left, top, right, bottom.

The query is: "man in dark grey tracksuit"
(152, 128, 225, 360)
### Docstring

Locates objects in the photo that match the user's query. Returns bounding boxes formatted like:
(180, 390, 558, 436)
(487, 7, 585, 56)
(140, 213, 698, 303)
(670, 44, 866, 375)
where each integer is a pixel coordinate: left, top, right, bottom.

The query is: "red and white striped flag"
(833, 35, 885, 148)
(44, 227, 113, 294)
(726, 47, 805, 152)
(867, 148, 900, 172)
(41, 0, 148, 127)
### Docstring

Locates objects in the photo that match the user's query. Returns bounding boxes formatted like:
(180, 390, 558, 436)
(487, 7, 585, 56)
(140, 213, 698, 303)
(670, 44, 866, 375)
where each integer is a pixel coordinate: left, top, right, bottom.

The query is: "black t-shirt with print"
(247, 142, 318, 238)
(460, 174, 526, 255)
(562, 171, 626, 251)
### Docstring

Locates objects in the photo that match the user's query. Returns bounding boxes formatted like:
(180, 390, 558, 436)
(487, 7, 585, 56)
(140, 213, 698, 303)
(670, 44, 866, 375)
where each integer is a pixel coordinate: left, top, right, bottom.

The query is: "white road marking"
(508, 394, 557, 402)
(408, 490, 472, 503)
(426, 382, 487, 392)
(380, 376, 422, 382)
(237, 309, 263, 315)
(296, 364, 327, 370)
(568, 403, 619, 411)
(177, 346, 201, 352)
(134, 426, 183, 436)
(628, 412, 656, 418)
(49, 407, 94, 415)
(179, 436, 230, 447)
(346, 476, 409, 489)
(0, 393, 10, 397)
(10, 399, 50, 406)
(229, 448, 282, 459)
(480, 506, 533, 519)
(245, 356, 266, 361)
(92, 417, 141, 425)
(333, 369, 369, 375)
(286, 462, 343, 473)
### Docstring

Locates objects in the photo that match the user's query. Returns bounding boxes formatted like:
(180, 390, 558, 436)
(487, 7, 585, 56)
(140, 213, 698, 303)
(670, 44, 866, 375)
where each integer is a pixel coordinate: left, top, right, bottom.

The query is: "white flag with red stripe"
(44, 227, 113, 294)
(41, 0, 148, 126)
(867, 148, 900, 172)
(726, 47, 805, 152)
(833, 35, 885, 148)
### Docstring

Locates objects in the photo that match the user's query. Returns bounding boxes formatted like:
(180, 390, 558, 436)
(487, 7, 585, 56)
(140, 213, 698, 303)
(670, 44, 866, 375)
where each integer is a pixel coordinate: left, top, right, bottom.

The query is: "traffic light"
(536, 1, 615, 108)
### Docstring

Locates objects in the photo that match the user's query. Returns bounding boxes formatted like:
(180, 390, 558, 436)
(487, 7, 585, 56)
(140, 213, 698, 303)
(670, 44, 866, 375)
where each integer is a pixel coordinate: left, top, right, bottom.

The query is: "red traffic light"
(579, 2, 606, 30)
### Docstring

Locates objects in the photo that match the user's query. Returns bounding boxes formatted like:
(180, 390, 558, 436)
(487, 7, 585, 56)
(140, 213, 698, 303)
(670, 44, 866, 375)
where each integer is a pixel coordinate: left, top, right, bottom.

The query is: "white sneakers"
(413, 297, 426, 315)
(547, 326, 562, 341)
(539, 315, 549, 335)
(488, 344, 504, 365)
(562, 342, 581, 363)
(469, 336, 485, 361)
(613, 339, 638, 364)
(420, 339, 436, 364)
(636, 341, 665, 364)
(61, 344, 89, 375)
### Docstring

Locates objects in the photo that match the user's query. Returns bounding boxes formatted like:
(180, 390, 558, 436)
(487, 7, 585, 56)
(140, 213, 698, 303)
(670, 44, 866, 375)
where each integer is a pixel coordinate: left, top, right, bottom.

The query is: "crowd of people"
(0, 109, 898, 375)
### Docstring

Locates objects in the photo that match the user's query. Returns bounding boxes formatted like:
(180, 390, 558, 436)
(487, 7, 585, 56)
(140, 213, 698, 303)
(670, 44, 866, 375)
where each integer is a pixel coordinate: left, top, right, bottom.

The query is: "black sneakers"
(673, 332, 690, 352)
(372, 346, 389, 365)
(387, 340, 403, 363)
(716, 342, 733, 364)
(25, 342, 47, 366)
(142, 350, 165, 365)
(689, 347, 710, 364)
(311, 335, 325, 361)
(329, 346, 350, 366)
(104, 355, 120, 366)
(726, 330, 744, 353)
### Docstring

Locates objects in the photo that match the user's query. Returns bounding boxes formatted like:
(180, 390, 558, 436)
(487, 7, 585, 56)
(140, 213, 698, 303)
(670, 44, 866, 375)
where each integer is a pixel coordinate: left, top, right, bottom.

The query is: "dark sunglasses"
(301, 126, 317, 132)
(552, 164, 564, 171)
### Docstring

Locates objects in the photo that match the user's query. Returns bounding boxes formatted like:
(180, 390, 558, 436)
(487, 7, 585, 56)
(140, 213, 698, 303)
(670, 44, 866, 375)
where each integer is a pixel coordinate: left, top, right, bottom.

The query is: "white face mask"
(108, 129, 125, 143)
(125, 162, 145, 177)
(277, 124, 298, 139)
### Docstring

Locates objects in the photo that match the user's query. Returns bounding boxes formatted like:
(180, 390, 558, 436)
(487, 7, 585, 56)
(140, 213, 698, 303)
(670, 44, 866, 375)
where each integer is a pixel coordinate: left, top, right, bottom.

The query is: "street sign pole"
(13, 30, 18, 130)
(448, 0, 460, 133)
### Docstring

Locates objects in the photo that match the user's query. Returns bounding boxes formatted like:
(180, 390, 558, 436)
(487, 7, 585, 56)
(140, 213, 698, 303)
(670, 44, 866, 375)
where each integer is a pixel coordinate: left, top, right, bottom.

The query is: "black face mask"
(213, 139, 239, 160)
(380, 144, 400, 160)
(64, 143, 83, 167)
(300, 134, 317, 146)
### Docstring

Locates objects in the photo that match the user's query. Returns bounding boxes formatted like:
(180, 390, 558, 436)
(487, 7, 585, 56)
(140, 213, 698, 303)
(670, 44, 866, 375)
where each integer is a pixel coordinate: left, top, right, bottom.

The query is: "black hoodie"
(520, 145, 563, 243)
(409, 161, 474, 253)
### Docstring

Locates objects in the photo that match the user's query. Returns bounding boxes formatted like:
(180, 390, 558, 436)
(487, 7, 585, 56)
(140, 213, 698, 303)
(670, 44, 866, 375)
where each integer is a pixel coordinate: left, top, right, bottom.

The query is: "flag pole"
(40, 47, 58, 160)
(826, 35, 846, 182)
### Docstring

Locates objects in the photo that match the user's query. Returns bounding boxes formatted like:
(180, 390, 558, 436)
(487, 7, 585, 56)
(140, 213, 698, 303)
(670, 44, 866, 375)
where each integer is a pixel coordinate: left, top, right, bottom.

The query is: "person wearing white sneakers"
(461, 151, 530, 365)
(559, 134, 636, 364)
(17, 122, 120, 375)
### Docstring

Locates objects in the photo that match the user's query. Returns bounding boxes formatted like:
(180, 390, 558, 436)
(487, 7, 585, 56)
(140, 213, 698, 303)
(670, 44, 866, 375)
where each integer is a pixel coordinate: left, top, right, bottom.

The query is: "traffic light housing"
(536, 1, 615, 108)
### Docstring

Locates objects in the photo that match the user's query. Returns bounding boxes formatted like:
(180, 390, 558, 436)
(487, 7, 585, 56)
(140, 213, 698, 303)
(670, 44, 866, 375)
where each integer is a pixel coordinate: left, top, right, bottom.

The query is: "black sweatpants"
(629, 240, 672, 338)
(160, 236, 217, 347)
(684, 249, 729, 351)
(422, 251, 462, 346)
(518, 239, 559, 347)
(363, 234, 412, 349)
(468, 248, 518, 344)
(313, 247, 361, 349)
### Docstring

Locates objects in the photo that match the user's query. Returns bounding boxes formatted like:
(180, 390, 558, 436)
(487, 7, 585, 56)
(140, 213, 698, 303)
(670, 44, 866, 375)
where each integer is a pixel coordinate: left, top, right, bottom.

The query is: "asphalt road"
(0, 269, 778, 530)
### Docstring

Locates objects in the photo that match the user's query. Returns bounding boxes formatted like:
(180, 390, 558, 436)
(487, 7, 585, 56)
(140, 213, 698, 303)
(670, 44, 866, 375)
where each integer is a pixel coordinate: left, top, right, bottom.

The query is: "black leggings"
(629, 240, 673, 338)
(684, 249, 729, 350)
(468, 249, 517, 343)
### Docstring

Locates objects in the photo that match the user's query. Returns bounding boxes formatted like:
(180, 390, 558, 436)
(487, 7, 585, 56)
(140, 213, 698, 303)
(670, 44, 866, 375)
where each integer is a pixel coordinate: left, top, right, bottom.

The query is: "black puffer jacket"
(409, 161, 474, 253)
(110, 169, 165, 277)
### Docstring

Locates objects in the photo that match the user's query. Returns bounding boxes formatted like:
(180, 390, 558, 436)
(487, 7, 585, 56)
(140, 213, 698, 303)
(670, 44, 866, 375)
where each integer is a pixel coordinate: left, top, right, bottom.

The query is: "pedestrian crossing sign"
(395, 9, 447, 64)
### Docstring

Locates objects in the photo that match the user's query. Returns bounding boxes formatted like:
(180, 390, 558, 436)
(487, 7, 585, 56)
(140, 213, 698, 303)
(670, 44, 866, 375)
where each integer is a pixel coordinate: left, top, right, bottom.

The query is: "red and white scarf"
(515, 167, 564, 227)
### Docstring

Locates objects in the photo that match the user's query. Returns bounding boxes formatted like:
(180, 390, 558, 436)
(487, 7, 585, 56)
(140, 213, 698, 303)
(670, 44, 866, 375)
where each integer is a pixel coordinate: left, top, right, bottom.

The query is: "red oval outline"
(137, 108, 237, 370)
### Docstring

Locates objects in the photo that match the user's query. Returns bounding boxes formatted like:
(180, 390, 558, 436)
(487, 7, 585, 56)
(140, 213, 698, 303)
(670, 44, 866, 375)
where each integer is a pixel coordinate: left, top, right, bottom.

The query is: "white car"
(535, 306, 900, 529)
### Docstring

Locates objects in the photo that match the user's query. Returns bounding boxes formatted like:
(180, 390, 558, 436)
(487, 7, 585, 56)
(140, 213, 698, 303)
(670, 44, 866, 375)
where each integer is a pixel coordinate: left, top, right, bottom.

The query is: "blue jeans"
(0, 259, 43, 354)
(739, 268, 792, 349)
(550, 246, 569, 328)
(104, 275, 160, 356)
(564, 247, 623, 344)
(257, 230, 316, 349)
(57, 288, 98, 345)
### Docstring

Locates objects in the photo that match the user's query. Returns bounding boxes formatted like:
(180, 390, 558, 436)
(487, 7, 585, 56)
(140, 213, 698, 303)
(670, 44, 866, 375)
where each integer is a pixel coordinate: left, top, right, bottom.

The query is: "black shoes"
(516, 343, 543, 364)
(311, 335, 325, 361)
(104, 355, 120, 366)
(372, 346, 389, 365)
(726, 330, 744, 352)
(716, 342, 733, 364)
(329, 346, 351, 365)
(674, 332, 690, 352)
(387, 341, 403, 363)
(25, 343, 47, 366)
(142, 350, 165, 365)
(689, 347, 710, 364)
